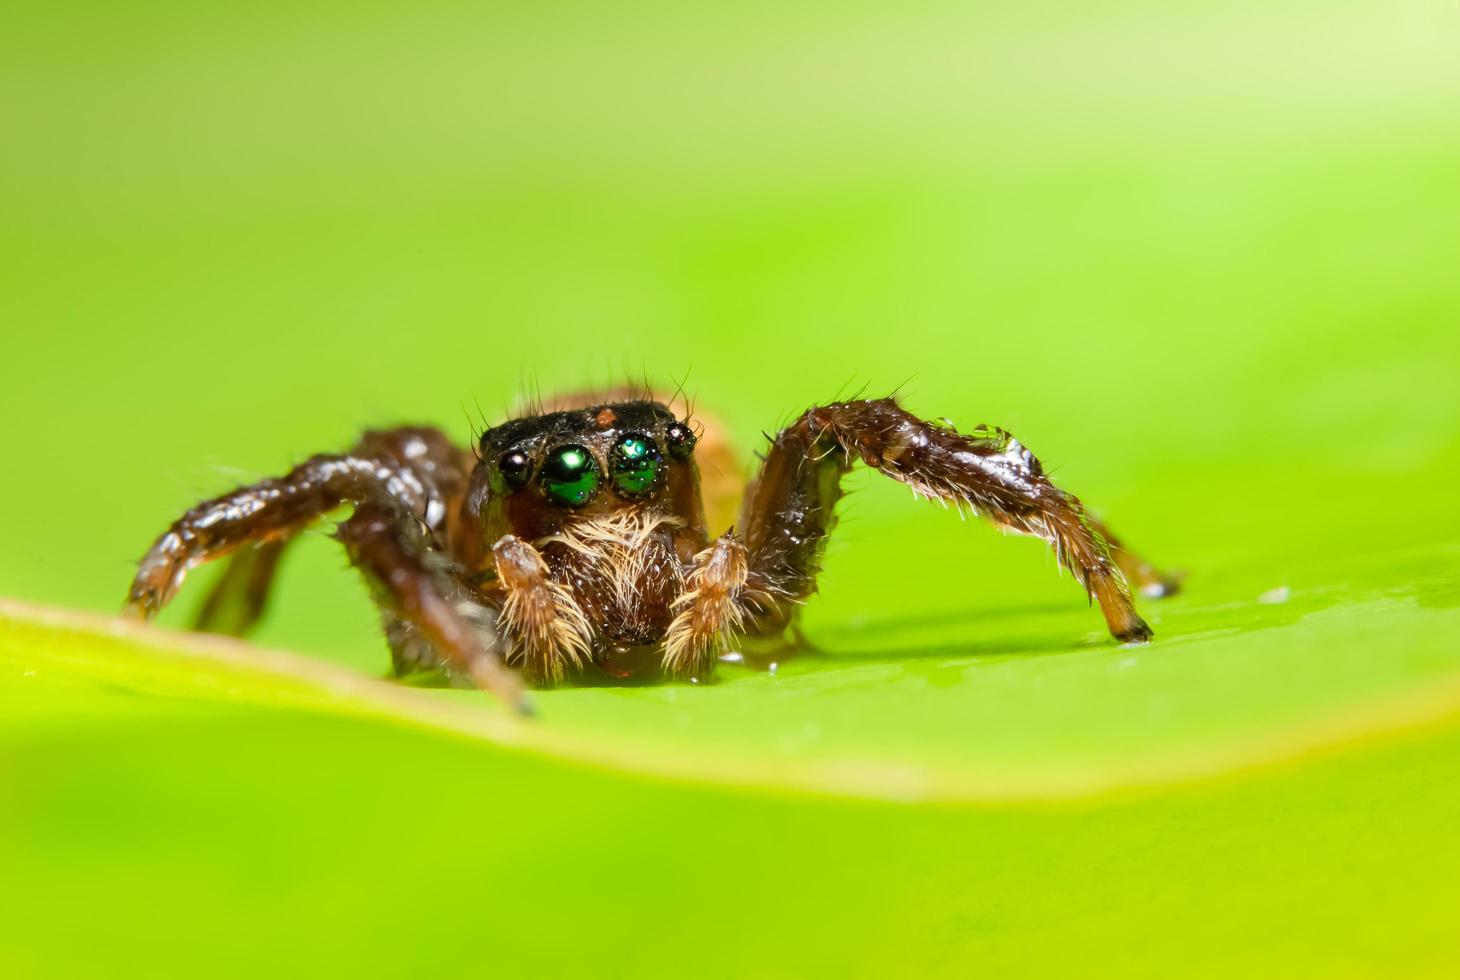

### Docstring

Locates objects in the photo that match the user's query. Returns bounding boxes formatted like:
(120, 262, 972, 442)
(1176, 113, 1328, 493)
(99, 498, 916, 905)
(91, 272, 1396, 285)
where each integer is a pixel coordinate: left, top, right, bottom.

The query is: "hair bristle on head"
(504, 373, 699, 426)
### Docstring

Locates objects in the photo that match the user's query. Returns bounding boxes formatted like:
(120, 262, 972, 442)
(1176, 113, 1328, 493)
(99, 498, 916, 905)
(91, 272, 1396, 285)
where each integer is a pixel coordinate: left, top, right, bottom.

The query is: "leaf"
(5, 562, 1460, 979)
(6, 586, 1460, 804)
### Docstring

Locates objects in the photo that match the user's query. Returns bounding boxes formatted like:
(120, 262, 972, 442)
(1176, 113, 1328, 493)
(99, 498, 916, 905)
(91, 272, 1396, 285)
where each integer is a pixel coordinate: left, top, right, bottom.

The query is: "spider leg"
(1086, 516, 1183, 599)
(738, 398, 1169, 643)
(125, 427, 469, 620)
(338, 502, 527, 713)
(192, 538, 290, 635)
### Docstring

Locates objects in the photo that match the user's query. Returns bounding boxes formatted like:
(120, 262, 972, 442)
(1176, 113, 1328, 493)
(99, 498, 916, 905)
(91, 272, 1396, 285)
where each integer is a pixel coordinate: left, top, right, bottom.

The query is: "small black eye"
(498, 449, 532, 488)
(664, 422, 696, 460)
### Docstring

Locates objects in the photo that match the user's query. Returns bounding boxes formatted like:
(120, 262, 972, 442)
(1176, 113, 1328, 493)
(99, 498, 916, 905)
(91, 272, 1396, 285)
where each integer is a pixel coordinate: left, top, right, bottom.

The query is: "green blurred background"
(3, 1, 1460, 976)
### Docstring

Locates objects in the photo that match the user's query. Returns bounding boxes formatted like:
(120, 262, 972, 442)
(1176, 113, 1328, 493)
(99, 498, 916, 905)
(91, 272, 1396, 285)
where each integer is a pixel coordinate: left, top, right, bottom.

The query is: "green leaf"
(6, 531, 1460, 979)
(9, 573, 1460, 804)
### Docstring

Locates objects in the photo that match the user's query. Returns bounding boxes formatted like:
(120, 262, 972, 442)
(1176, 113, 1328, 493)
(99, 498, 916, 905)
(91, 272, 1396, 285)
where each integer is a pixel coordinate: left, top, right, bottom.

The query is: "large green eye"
(539, 444, 600, 507)
(610, 433, 664, 498)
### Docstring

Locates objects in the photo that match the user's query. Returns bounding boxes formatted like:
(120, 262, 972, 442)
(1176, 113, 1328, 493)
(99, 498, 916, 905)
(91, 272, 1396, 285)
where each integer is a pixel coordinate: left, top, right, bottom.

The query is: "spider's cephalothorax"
(125, 394, 1178, 712)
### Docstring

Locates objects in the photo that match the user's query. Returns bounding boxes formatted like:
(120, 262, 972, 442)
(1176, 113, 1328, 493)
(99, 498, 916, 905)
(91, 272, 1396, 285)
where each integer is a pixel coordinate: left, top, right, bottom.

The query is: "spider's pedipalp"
(663, 532, 750, 679)
(491, 535, 594, 685)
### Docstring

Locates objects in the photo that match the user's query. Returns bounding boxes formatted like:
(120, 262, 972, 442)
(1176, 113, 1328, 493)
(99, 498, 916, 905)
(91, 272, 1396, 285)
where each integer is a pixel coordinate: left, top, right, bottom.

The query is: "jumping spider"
(125, 393, 1177, 713)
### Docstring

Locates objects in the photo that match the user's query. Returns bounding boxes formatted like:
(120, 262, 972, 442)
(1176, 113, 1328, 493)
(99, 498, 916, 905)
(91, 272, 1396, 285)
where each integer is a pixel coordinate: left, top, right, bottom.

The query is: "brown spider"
(125, 392, 1177, 713)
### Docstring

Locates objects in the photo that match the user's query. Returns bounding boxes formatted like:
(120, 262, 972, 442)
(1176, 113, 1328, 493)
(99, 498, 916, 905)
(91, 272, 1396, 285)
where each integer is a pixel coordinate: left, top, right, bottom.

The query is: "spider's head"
(476, 401, 701, 533)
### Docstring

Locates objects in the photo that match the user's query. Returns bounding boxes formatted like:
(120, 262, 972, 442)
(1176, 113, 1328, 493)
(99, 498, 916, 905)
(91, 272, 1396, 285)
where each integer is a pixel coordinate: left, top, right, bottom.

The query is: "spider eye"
(610, 433, 664, 498)
(498, 449, 532, 488)
(540, 445, 600, 507)
(664, 422, 696, 460)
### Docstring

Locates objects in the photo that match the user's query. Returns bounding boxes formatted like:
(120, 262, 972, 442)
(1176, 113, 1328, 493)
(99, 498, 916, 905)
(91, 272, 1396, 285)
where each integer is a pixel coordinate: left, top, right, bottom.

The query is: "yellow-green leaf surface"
(3, 0, 1458, 977)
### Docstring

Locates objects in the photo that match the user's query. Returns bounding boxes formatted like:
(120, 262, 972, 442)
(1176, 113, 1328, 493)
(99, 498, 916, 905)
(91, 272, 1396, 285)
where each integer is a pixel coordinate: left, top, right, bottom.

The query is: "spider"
(125, 392, 1177, 713)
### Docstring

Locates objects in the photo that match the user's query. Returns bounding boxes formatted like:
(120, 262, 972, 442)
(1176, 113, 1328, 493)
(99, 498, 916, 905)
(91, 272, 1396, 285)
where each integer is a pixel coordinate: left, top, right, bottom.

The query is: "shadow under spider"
(803, 603, 1107, 663)
(398, 603, 1153, 690)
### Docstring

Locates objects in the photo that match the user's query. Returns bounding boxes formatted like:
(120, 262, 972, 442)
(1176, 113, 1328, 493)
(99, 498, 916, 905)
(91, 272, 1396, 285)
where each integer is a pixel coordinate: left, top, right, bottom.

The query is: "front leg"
(126, 428, 462, 620)
(739, 398, 1170, 643)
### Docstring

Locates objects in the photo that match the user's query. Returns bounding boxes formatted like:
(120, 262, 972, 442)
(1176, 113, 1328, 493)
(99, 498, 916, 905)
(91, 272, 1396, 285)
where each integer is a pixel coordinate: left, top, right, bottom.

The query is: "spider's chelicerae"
(125, 393, 1177, 713)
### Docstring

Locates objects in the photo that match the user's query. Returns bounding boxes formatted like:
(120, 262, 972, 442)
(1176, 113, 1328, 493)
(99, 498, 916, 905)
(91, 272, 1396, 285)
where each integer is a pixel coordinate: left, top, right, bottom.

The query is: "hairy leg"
(126, 427, 468, 619)
(193, 539, 290, 635)
(338, 502, 527, 712)
(489, 535, 593, 685)
(1087, 516, 1182, 598)
(738, 398, 1170, 642)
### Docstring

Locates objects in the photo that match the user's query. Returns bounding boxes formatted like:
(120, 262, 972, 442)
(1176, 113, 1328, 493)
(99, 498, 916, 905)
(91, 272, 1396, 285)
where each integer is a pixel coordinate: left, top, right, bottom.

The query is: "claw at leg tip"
(1117, 620, 1154, 644)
